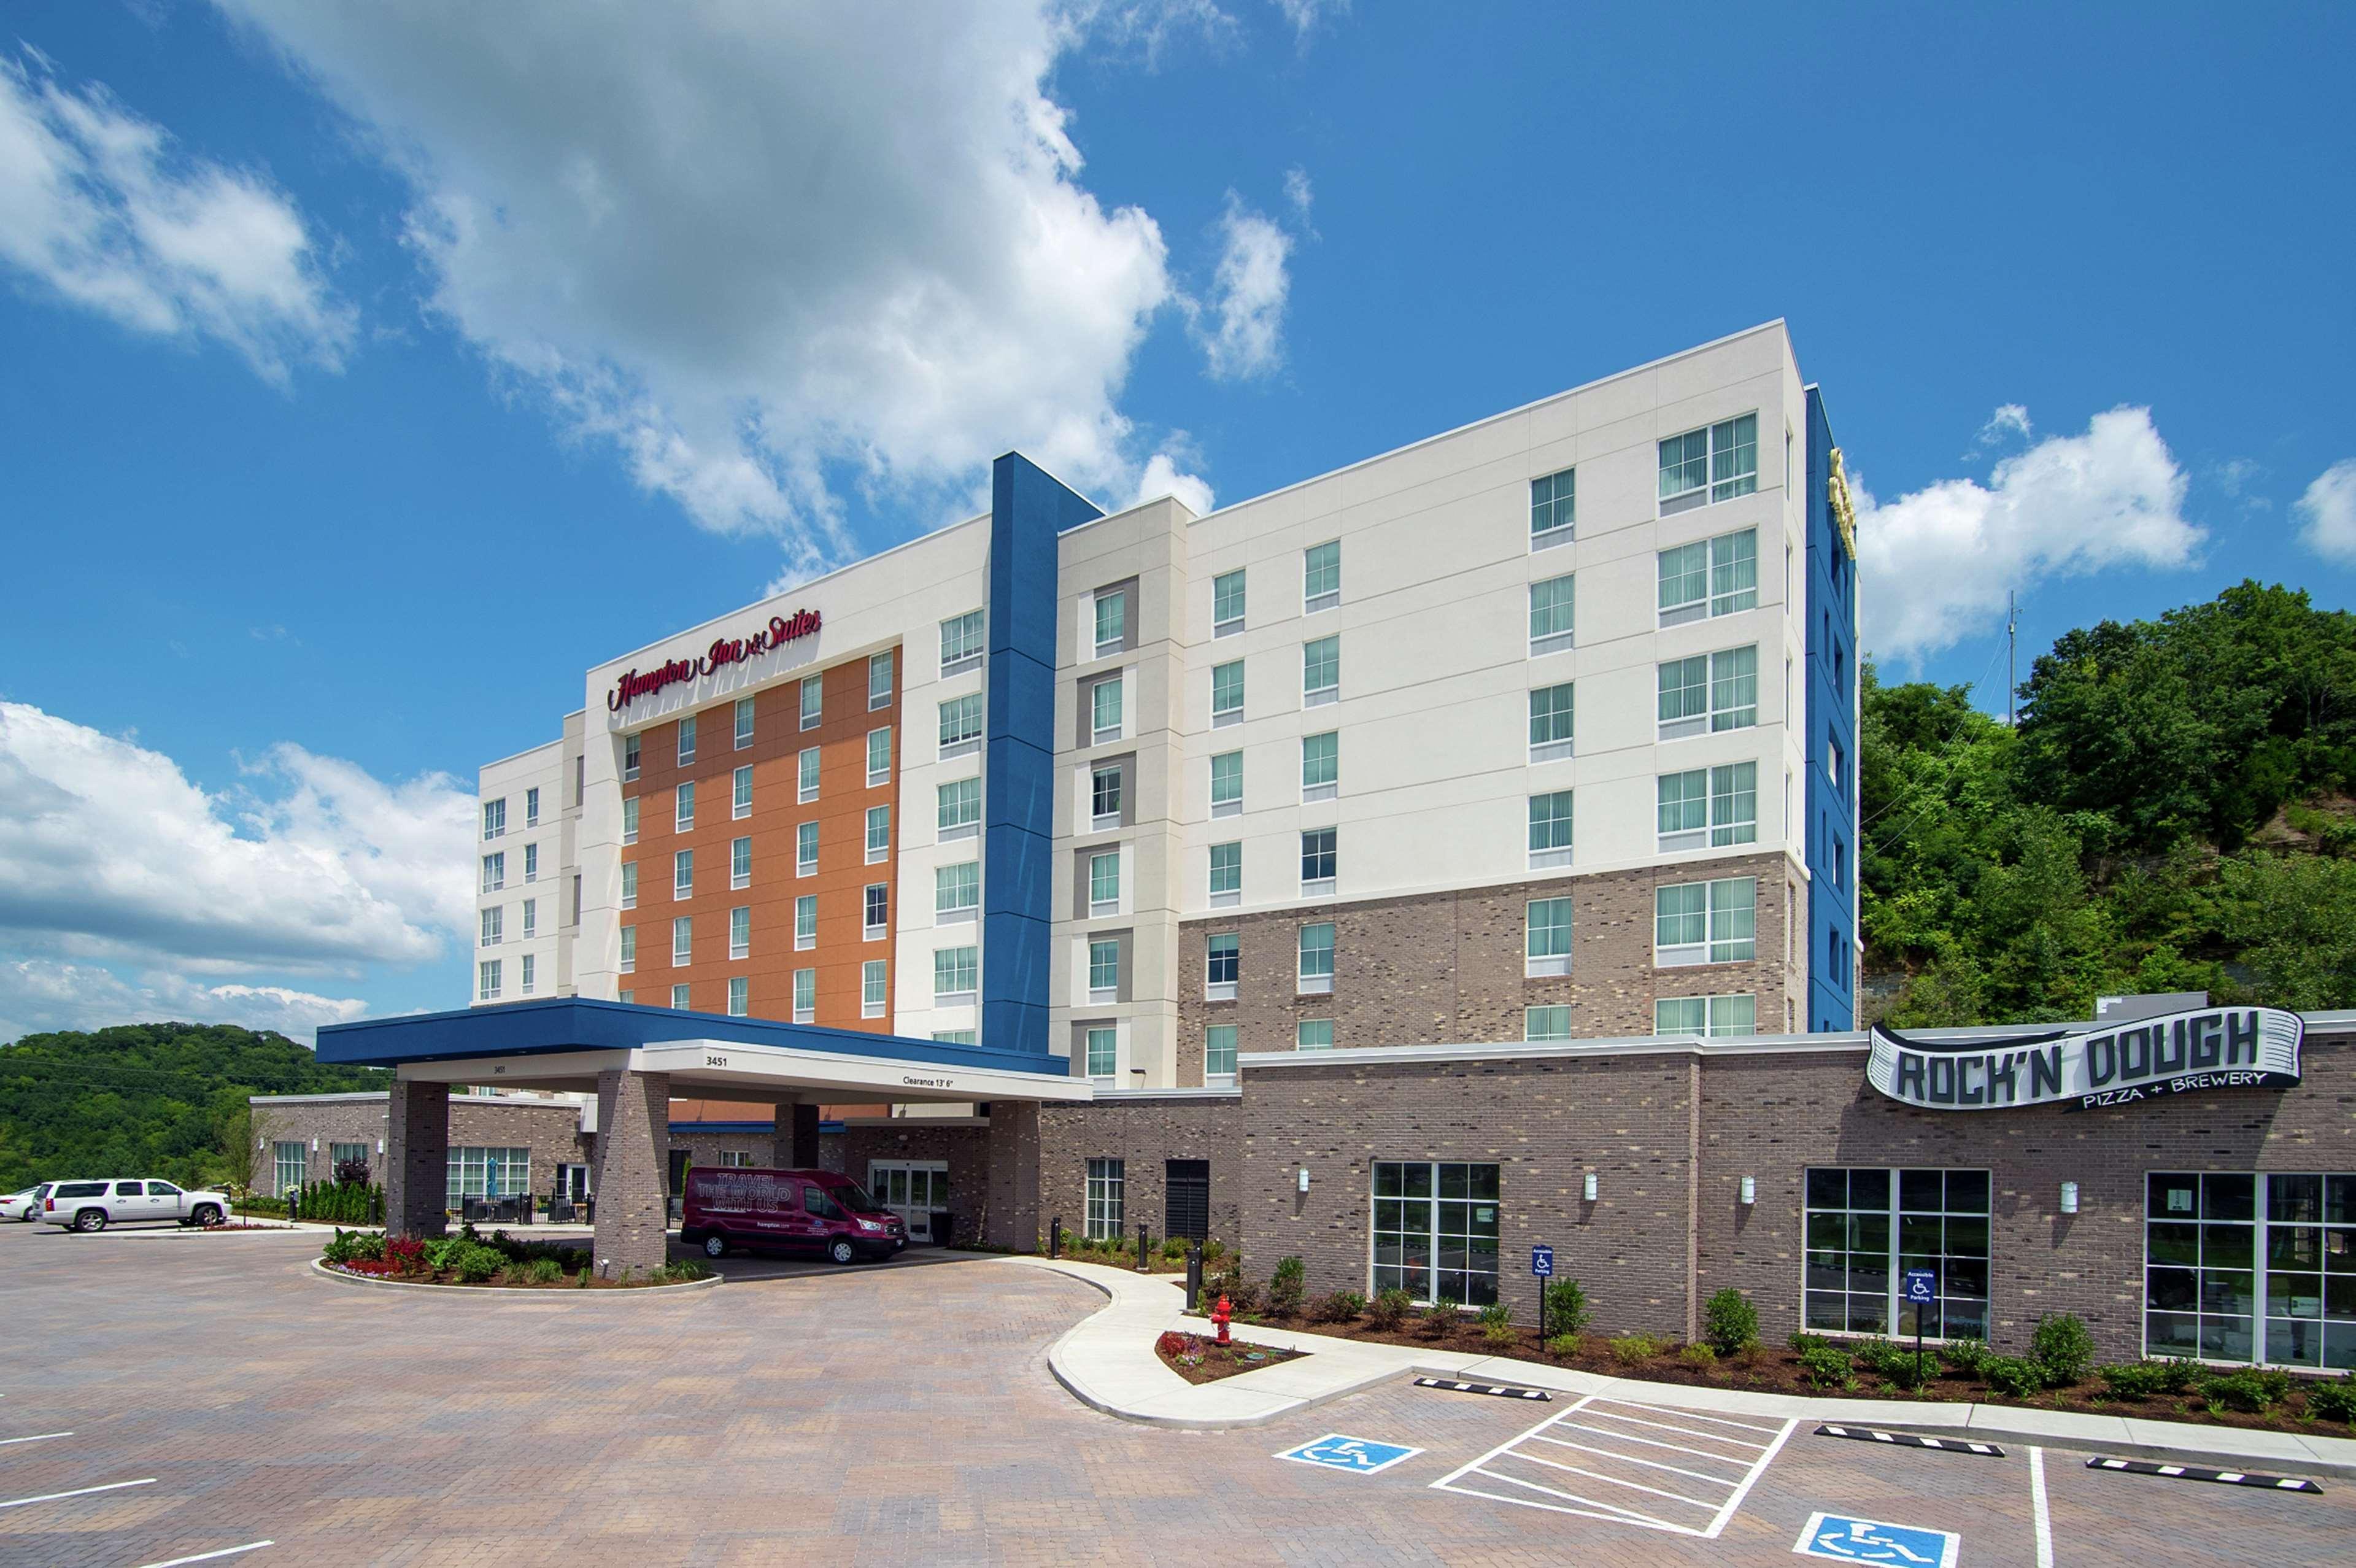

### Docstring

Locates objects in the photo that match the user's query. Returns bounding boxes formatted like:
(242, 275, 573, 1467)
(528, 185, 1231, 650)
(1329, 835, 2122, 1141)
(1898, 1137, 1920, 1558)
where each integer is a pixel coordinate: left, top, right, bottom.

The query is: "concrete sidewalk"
(1010, 1255, 2356, 1477)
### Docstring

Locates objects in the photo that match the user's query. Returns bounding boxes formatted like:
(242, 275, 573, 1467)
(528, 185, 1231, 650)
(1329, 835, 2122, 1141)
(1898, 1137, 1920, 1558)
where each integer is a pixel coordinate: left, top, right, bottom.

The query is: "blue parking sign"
(1275, 1434, 1423, 1476)
(1532, 1245, 1554, 1277)
(1793, 1512, 1959, 1567)
(1903, 1268, 1937, 1305)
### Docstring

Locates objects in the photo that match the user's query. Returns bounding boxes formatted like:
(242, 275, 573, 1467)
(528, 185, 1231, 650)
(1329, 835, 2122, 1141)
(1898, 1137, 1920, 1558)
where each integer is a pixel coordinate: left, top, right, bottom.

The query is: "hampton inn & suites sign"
(1866, 1005, 2303, 1113)
(608, 609, 821, 712)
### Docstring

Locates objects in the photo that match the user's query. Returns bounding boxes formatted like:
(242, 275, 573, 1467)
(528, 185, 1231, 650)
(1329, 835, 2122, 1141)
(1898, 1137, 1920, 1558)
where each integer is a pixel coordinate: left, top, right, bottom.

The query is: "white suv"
(41, 1179, 231, 1232)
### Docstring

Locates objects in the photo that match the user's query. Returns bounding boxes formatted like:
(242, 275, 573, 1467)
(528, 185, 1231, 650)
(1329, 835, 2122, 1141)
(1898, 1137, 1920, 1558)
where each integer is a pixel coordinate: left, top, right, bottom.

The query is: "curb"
(1866, 1418, 2356, 1481)
(305, 1257, 721, 1296)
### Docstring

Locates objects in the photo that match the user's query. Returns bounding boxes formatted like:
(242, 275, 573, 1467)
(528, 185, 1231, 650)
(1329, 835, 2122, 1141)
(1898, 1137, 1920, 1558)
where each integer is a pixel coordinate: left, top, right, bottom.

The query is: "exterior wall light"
(2061, 1181, 2080, 1215)
(1739, 1176, 1756, 1205)
(311, 1137, 319, 1152)
(377, 1138, 385, 1156)
(1583, 1173, 1599, 1202)
(1297, 1167, 1310, 1194)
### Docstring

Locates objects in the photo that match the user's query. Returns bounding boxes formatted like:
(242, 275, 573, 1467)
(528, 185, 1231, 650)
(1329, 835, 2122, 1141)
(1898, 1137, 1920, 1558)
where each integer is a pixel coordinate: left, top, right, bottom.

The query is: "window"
(1655, 994, 1757, 1038)
(1806, 1167, 1991, 1341)
(1088, 851, 1120, 916)
(1529, 573, 1575, 654)
(624, 733, 641, 781)
(1373, 1161, 1500, 1305)
(868, 650, 895, 710)
(1089, 762, 1122, 830)
(1084, 1026, 1118, 1081)
(330, 1141, 368, 1175)
(1205, 933, 1238, 1000)
(1658, 528, 1759, 626)
(621, 798, 639, 846)
(1659, 412, 1758, 514)
(572, 873, 581, 925)
(619, 925, 636, 973)
(1530, 466, 1575, 545)
(521, 899, 536, 938)
(1089, 676, 1122, 744)
(524, 787, 539, 826)
(1526, 896, 1573, 976)
(866, 726, 892, 785)
(935, 862, 981, 922)
(800, 675, 822, 730)
(481, 852, 505, 891)
(1297, 922, 1334, 994)
(724, 765, 748, 819)
(1093, 589, 1127, 657)
(731, 836, 752, 889)
(519, 952, 535, 992)
(1658, 646, 1758, 738)
(1303, 635, 1339, 706)
(727, 976, 749, 1017)
(938, 778, 981, 838)
(673, 849, 693, 898)
(940, 609, 986, 673)
(477, 959, 501, 1001)
(1528, 789, 1574, 870)
(932, 1030, 976, 1046)
(1655, 876, 1758, 965)
(798, 746, 821, 803)
(678, 714, 697, 764)
(483, 798, 506, 840)
(2146, 1172, 2356, 1370)
(672, 916, 692, 966)
(1528, 682, 1575, 762)
(1208, 841, 1241, 906)
(671, 983, 692, 1010)
(1297, 1019, 1334, 1051)
(1211, 660, 1245, 727)
(444, 1146, 533, 1206)
(1712, 762, 1758, 846)
(795, 894, 817, 949)
(1210, 751, 1242, 817)
(1205, 1024, 1238, 1081)
(797, 822, 819, 876)
(480, 906, 503, 946)
(1302, 732, 1337, 801)
(1829, 733, 1846, 797)
(729, 905, 751, 960)
(1086, 1157, 1124, 1238)
(1213, 569, 1245, 635)
(939, 693, 983, 755)
(865, 804, 890, 863)
(794, 967, 816, 1023)
(1304, 539, 1340, 611)
(862, 959, 887, 1018)
(1525, 1006, 1570, 1042)
(735, 695, 755, 749)
(1087, 938, 1119, 1001)
(933, 944, 977, 1001)
(1300, 828, 1336, 895)
(523, 842, 538, 883)
(676, 781, 695, 831)
(1658, 763, 1757, 851)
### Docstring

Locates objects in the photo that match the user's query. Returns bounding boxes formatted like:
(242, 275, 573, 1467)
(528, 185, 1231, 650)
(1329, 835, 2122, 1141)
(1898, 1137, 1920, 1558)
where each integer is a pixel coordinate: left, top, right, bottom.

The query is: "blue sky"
(1, 1, 2349, 1040)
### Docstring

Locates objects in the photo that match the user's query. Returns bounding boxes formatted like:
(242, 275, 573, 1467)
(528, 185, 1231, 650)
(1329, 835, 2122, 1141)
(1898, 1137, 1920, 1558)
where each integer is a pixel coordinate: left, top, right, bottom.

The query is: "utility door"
(1165, 1160, 1210, 1241)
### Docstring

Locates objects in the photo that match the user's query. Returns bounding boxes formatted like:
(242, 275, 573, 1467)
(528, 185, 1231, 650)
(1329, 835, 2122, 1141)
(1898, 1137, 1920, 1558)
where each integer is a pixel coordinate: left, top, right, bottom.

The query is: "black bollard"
(1049, 1216, 1062, 1259)
(1186, 1241, 1203, 1311)
(1136, 1221, 1150, 1273)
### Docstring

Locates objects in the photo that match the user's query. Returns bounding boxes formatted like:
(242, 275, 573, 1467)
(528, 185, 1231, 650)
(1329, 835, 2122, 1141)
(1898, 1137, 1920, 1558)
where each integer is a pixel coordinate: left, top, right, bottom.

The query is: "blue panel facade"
(982, 454, 1102, 1057)
(1802, 388, 1860, 1031)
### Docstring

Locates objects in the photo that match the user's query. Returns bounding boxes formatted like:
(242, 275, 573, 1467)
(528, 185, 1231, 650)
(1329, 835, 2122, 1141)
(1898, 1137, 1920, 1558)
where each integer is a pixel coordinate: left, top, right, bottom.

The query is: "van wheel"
(73, 1210, 107, 1233)
(191, 1204, 222, 1227)
(703, 1234, 727, 1259)
(828, 1238, 856, 1265)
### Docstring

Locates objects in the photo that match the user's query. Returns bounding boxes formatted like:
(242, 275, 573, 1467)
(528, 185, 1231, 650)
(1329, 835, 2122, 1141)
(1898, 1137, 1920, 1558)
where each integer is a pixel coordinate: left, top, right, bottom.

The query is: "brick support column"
(384, 1079, 450, 1239)
(983, 1100, 1040, 1249)
(593, 1068, 671, 1279)
(791, 1102, 821, 1167)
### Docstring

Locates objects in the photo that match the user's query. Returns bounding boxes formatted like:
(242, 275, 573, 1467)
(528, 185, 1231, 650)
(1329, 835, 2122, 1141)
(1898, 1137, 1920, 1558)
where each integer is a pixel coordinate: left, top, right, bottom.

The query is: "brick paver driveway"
(1, 1222, 2346, 1565)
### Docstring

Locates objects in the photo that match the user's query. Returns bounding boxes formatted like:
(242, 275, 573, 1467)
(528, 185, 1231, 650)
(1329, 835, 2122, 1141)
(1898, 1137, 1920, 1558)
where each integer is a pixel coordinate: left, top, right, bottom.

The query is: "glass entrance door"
(867, 1161, 949, 1242)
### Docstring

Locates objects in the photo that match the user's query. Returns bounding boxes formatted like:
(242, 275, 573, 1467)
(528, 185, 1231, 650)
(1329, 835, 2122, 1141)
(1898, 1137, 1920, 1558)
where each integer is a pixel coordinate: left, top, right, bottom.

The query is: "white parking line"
(1433, 1394, 1796, 1538)
(0, 1477, 156, 1510)
(2030, 1446, 2054, 1567)
(0, 1431, 72, 1446)
(137, 1542, 274, 1567)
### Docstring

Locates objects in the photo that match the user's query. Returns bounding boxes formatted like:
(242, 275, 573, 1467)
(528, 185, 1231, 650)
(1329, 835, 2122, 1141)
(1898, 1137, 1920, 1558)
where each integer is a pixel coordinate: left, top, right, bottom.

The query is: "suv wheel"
(190, 1203, 223, 1227)
(703, 1234, 727, 1259)
(73, 1209, 107, 1233)
(828, 1237, 856, 1265)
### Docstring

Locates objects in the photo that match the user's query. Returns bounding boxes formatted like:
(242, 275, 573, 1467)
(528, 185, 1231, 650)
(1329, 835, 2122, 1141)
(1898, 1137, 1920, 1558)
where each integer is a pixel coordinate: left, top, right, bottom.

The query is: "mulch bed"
(1154, 1329, 1306, 1385)
(1191, 1310, 2355, 1437)
(321, 1261, 701, 1289)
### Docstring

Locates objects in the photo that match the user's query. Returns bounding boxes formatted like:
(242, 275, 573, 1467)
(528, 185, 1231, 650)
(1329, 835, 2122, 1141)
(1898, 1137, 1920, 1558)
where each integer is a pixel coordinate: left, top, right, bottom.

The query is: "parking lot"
(1, 1220, 2348, 1565)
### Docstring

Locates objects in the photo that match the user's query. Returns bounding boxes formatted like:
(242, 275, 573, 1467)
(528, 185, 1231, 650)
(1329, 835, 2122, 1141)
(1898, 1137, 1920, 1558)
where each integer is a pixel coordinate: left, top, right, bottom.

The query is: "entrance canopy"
(315, 997, 1092, 1108)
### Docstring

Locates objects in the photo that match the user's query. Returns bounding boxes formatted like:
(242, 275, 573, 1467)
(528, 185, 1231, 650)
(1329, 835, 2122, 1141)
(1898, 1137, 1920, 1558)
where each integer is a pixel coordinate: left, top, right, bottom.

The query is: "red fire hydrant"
(1211, 1292, 1233, 1346)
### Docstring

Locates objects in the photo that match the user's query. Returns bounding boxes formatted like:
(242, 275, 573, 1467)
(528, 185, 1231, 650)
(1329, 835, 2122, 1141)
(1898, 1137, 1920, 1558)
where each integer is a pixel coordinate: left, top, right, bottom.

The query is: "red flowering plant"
(1155, 1330, 1207, 1367)
(385, 1237, 427, 1275)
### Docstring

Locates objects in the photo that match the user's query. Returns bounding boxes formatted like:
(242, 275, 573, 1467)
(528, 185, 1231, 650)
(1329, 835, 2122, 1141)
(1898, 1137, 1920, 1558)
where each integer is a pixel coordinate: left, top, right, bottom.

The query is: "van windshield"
(832, 1181, 888, 1215)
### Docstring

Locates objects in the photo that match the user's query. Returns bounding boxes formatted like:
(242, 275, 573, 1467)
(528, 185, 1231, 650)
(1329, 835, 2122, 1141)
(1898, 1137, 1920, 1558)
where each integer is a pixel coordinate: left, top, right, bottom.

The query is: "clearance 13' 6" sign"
(1866, 1006, 2303, 1113)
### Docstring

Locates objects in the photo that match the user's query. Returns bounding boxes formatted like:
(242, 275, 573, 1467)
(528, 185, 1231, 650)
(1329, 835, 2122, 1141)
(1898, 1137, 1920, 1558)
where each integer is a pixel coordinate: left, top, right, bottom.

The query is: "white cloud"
(1968, 403, 2031, 452)
(1192, 191, 1292, 380)
(1133, 449, 1216, 514)
(2293, 460, 2356, 564)
(1284, 165, 1314, 220)
(1856, 406, 2202, 664)
(0, 48, 352, 384)
(1271, 0, 1350, 45)
(0, 702, 474, 975)
(0, 959, 365, 1046)
(215, 1, 1213, 579)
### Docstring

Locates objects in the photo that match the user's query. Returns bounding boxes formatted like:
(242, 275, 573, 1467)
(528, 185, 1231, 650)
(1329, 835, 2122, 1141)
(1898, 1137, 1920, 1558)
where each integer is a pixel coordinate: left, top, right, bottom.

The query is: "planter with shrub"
(317, 1225, 714, 1289)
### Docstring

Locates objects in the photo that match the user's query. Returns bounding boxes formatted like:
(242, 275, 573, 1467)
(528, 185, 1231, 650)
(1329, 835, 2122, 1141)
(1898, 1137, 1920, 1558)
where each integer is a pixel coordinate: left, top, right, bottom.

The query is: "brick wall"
(1175, 851, 1806, 1085)
(251, 1099, 387, 1191)
(828, 1122, 992, 1245)
(1035, 1094, 1243, 1251)
(251, 1095, 589, 1201)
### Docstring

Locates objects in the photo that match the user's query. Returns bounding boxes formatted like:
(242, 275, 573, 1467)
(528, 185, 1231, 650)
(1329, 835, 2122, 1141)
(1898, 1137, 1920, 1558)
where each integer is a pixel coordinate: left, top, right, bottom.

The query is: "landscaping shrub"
(454, 1244, 504, 1283)
(1202, 1239, 1227, 1265)
(1419, 1297, 1462, 1337)
(2096, 1361, 2175, 1400)
(1849, 1338, 1908, 1378)
(526, 1257, 563, 1284)
(1218, 1274, 1261, 1315)
(1544, 1332, 1583, 1359)
(1156, 1330, 1194, 1358)
(1269, 1256, 1307, 1316)
(385, 1237, 425, 1274)
(2030, 1313, 2095, 1387)
(1476, 1300, 1515, 1345)
(420, 1235, 468, 1272)
(1979, 1356, 2045, 1399)
(1543, 1278, 1593, 1337)
(321, 1228, 372, 1265)
(1788, 1330, 1830, 1355)
(2157, 1357, 2202, 1395)
(1365, 1288, 1413, 1331)
(659, 1260, 714, 1284)
(1939, 1336, 1990, 1377)
(1679, 1343, 1718, 1368)
(1608, 1333, 1664, 1366)
(1798, 1343, 1855, 1389)
(1701, 1288, 1758, 1356)
(2306, 1380, 2356, 1424)
(1316, 1289, 1366, 1324)
(2198, 1370, 2285, 1414)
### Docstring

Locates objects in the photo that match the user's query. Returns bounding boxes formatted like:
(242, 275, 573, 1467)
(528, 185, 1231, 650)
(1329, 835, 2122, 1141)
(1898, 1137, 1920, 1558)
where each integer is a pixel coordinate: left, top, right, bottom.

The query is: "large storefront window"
(1372, 1162, 1501, 1307)
(1804, 1167, 1990, 1340)
(446, 1147, 533, 1206)
(1086, 1159, 1125, 1240)
(2146, 1172, 2356, 1370)
(272, 1141, 306, 1197)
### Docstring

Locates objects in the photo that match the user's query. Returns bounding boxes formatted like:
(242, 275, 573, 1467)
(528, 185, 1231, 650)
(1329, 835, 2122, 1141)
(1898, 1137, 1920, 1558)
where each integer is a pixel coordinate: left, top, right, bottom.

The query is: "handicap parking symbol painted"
(1793, 1513, 1960, 1568)
(1275, 1434, 1423, 1475)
